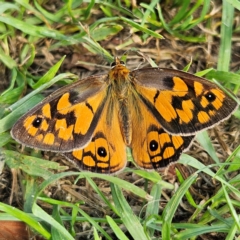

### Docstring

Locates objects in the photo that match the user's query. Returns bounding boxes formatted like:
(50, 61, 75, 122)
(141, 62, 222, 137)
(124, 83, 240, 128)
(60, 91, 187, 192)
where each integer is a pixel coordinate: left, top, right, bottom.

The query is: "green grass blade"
(37, 197, 112, 239)
(120, 17, 164, 39)
(4, 150, 67, 178)
(0, 15, 66, 39)
(225, 0, 240, 11)
(106, 215, 129, 240)
(51, 205, 67, 240)
(196, 131, 220, 163)
(80, 172, 151, 200)
(0, 202, 51, 239)
(217, 1, 234, 71)
(32, 203, 74, 240)
(85, 176, 118, 214)
(0, 45, 17, 68)
(161, 174, 198, 239)
(111, 183, 150, 240)
(222, 184, 240, 229)
(140, 0, 159, 26)
(144, 182, 162, 237)
(169, 0, 191, 25)
(32, 56, 66, 88)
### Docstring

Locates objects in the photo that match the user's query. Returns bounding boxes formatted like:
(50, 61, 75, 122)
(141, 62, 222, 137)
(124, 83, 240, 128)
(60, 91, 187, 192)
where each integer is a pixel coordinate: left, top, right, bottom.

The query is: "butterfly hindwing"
(132, 68, 238, 135)
(63, 97, 127, 174)
(131, 100, 194, 170)
(11, 76, 108, 151)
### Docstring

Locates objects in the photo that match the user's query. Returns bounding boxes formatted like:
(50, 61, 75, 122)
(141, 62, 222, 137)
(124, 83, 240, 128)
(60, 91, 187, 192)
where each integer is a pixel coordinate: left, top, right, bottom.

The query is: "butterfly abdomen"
(118, 100, 132, 146)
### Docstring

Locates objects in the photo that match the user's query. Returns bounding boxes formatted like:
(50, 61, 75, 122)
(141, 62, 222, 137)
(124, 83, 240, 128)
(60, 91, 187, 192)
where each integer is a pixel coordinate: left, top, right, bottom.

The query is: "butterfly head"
(109, 57, 130, 81)
(111, 57, 125, 68)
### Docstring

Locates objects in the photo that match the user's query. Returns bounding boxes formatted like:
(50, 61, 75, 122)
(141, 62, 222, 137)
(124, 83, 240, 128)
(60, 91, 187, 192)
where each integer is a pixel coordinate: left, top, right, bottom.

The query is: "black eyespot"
(97, 147, 107, 157)
(205, 92, 216, 102)
(119, 60, 125, 65)
(32, 117, 43, 128)
(149, 140, 158, 152)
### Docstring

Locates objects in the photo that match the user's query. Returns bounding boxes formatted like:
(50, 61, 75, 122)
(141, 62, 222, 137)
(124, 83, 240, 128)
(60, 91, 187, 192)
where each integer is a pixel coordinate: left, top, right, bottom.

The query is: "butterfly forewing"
(11, 76, 108, 151)
(132, 68, 238, 135)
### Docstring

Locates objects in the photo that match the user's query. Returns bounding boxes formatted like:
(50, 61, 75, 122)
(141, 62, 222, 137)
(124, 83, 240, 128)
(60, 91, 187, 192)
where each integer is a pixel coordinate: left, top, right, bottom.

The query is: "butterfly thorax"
(108, 60, 133, 145)
(109, 64, 131, 94)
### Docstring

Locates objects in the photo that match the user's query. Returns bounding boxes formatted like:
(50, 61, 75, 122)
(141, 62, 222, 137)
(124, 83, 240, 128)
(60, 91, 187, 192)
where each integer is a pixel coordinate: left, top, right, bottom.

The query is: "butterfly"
(11, 57, 238, 174)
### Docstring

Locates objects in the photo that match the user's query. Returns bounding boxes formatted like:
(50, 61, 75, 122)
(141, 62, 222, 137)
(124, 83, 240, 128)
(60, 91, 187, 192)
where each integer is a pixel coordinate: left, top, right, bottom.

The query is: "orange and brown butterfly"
(11, 57, 238, 174)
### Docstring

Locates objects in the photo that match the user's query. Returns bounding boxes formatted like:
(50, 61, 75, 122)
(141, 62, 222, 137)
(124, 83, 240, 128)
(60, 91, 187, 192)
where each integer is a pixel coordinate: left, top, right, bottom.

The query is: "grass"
(0, 0, 240, 239)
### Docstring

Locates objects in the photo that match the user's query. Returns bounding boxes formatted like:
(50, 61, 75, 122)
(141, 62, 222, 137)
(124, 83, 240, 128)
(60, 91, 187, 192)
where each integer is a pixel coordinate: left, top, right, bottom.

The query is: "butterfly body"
(11, 58, 238, 174)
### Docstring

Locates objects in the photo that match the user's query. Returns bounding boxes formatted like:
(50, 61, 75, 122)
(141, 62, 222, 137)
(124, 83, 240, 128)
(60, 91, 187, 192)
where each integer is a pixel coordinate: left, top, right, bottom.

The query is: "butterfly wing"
(131, 68, 238, 135)
(11, 75, 109, 151)
(131, 100, 194, 170)
(63, 97, 127, 174)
